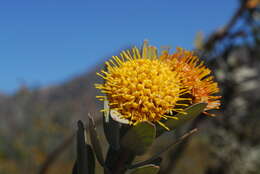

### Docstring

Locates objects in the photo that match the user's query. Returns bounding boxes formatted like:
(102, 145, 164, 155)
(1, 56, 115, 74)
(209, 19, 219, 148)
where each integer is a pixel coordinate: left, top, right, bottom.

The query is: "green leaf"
(128, 157, 162, 170)
(103, 99, 110, 122)
(76, 121, 87, 174)
(88, 116, 105, 166)
(72, 161, 77, 174)
(121, 122, 156, 155)
(129, 164, 160, 174)
(86, 144, 95, 174)
(103, 99, 121, 150)
(129, 128, 197, 169)
(103, 114, 121, 150)
(157, 103, 207, 136)
(75, 120, 95, 174)
(104, 147, 118, 171)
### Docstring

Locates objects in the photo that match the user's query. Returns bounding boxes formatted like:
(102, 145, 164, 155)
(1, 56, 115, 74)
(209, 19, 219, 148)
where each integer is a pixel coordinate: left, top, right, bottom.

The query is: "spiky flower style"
(95, 42, 190, 129)
(160, 48, 221, 115)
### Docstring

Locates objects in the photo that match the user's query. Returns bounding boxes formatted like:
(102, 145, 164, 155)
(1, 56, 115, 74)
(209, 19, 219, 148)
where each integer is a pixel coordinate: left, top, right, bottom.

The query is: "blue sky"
(0, 0, 237, 93)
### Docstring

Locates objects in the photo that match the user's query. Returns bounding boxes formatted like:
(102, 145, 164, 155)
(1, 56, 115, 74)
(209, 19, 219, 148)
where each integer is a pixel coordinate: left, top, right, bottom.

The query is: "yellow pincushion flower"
(95, 43, 189, 129)
(160, 48, 221, 115)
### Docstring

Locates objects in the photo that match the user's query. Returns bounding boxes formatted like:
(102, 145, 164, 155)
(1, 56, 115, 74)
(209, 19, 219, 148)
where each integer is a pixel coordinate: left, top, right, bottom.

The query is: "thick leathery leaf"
(76, 121, 88, 174)
(86, 144, 95, 174)
(128, 157, 162, 170)
(157, 103, 207, 135)
(129, 164, 160, 174)
(103, 114, 121, 150)
(72, 161, 77, 174)
(104, 99, 110, 122)
(76, 120, 95, 174)
(129, 128, 197, 169)
(121, 122, 155, 155)
(105, 147, 119, 170)
(88, 116, 105, 166)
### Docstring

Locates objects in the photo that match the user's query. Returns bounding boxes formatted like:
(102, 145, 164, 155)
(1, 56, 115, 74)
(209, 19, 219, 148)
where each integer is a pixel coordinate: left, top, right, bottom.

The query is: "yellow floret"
(96, 44, 189, 129)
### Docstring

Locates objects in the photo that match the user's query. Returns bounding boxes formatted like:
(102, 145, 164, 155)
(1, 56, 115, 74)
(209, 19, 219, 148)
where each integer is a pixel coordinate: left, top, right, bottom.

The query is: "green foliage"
(129, 164, 160, 174)
(103, 112, 121, 150)
(156, 103, 207, 136)
(121, 122, 156, 156)
(73, 102, 205, 174)
(73, 121, 95, 174)
(88, 116, 105, 166)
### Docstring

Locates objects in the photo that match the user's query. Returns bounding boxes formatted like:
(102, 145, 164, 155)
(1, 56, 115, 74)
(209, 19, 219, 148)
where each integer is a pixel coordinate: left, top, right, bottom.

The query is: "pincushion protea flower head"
(95, 42, 190, 129)
(160, 48, 221, 115)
